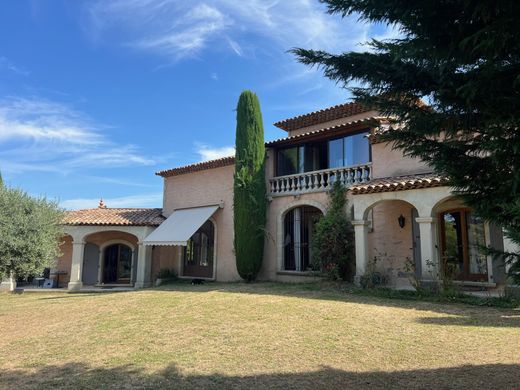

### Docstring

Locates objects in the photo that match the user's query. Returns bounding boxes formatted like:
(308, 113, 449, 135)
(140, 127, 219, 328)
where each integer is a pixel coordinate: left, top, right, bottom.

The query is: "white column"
(416, 217, 439, 281)
(135, 243, 152, 288)
(97, 248, 103, 285)
(353, 220, 369, 285)
(68, 241, 85, 291)
(0, 271, 16, 291)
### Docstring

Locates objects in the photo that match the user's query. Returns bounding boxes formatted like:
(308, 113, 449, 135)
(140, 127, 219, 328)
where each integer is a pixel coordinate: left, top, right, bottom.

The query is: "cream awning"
(142, 205, 219, 246)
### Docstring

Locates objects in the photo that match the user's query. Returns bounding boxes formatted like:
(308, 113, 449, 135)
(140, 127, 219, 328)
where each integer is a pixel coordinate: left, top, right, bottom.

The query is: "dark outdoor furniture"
(50, 271, 68, 288)
(33, 277, 45, 288)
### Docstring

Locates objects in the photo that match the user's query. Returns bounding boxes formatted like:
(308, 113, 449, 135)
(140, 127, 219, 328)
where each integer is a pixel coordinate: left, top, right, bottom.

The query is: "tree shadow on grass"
(151, 281, 520, 328)
(0, 362, 518, 390)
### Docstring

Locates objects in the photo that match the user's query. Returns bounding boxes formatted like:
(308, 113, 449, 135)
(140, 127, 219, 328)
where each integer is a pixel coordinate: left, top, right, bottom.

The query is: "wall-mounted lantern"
(398, 214, 406, 229)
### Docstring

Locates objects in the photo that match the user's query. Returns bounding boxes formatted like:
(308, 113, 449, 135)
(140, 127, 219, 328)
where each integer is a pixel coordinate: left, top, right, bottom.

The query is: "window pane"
(443, 212, 464, 275)
(304, 142, 327, 172)
(328, 138, 344, 168)
(344, 132, 370, 166)
(466, 212, 488, 275)
(117, 245, 132, 279)
(277, 147, 298, 176)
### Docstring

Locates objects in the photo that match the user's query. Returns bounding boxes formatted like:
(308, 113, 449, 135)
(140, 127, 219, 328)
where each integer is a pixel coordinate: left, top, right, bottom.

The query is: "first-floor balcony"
(269, 163, 372, 196)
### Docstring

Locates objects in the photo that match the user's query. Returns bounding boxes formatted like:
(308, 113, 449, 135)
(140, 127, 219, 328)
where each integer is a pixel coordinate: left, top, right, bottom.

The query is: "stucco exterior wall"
(151, 246, 178, 281)
(367, 201, 415, 287)
(53, 235, 73, 287)
(162, 164, 238, 281)
(286, 110, 380, 137)
(260, 191, 330, 281)
(84, 231, 138, 248)
(371, 141, 431, 178)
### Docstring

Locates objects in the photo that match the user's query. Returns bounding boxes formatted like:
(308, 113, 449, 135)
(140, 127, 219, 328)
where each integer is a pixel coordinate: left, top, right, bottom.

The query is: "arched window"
(283, 206, 322, 271)
(183, 220, 215, 278)
(103, 244, 132, 284)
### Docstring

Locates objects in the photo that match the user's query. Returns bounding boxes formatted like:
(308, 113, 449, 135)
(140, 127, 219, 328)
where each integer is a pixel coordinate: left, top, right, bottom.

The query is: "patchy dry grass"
(0, 282, 519, 389)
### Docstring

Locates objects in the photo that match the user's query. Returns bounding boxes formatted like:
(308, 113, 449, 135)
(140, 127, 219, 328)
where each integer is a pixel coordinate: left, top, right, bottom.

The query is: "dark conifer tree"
(293, 1, 520, 282)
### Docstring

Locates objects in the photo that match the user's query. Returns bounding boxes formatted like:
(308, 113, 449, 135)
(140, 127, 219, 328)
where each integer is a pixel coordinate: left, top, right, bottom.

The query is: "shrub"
(311, 181, 355, 280)
(156, 268, 177, 280)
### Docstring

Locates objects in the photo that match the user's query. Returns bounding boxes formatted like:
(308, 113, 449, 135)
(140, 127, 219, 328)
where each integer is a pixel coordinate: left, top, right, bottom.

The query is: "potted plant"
(155, 268, 177, 286)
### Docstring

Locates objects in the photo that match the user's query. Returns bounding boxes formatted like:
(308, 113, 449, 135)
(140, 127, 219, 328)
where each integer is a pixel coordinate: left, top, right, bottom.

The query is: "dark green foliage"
(233, 91, 267, 281)
(0, 185, 64, 280)
(294, 1, 520, 283)
(312, 181, 355, 280)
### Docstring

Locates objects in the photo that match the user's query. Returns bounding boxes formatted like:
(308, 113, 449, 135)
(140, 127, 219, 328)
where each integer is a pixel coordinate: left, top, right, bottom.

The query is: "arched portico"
(351, 185, 452, 284)
(63, 225, 155, 290)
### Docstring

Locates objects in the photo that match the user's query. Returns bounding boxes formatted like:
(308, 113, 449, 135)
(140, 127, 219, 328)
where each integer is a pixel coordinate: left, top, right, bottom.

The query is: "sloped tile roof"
(350, 173, 449, 195)
(156, 156, 235, 178)
(63, 208, 165, 226)
(273, 102, 370, 132)
(266, 116, 384, 146)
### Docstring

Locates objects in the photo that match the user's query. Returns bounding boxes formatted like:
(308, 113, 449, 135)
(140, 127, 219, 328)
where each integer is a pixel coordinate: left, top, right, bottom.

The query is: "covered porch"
(61, 207, 164, 291)
(350, 173, 508, 289)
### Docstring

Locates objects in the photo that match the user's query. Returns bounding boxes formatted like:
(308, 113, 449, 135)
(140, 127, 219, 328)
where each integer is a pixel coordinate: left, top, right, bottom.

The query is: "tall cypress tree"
(293, 1, 520, 283)
(234, 91, 267, 281)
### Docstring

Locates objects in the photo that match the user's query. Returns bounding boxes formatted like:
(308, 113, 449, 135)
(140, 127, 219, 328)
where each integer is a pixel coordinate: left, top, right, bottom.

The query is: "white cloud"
(60, 192, 163, 210)
(0, 57, 30, 76)
(0, 96, 156, 174)
(84, 0, 373, 61)
(195, 143, 234, 161)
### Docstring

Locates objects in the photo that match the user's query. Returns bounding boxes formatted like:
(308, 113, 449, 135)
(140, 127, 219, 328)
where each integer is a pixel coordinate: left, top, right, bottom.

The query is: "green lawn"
(1, 282, 519, 389)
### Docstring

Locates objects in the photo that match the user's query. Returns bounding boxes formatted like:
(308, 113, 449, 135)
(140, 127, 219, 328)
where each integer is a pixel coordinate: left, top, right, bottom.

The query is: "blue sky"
(0, 0, 396, 209)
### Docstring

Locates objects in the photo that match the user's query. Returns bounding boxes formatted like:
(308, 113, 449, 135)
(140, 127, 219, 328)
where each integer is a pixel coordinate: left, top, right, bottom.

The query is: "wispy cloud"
(84, 1, 374, 61)
(0, 56, 30, 76)
(195, 143, 234, 161)
(0, 96, 156, 174)
(60, 192, 163, 210)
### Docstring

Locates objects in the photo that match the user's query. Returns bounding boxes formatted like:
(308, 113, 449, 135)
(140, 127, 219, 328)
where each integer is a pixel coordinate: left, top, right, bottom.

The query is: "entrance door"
(440, 209, 488, 281)
(103, 244, 132, 284)
(183, 220, 215, 278)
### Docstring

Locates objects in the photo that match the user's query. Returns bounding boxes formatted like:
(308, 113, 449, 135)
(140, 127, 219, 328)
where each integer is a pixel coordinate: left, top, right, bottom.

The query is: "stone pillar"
(68, 241, 85, 291)
(416, 217, 439, 281)
(352, 220, 369, 285)
(0, 272, 16, 292)
(135, 243, 152, 289)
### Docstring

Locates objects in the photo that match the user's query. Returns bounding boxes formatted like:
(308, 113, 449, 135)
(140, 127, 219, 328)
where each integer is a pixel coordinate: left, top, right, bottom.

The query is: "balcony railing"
(269, 163, 372, 196)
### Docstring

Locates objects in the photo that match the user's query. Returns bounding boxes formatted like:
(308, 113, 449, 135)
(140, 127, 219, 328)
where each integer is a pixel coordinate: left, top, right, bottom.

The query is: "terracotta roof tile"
(350, 173, 449, 195)
(156, 156, 235, 178)
(273, 102, 371, 132)
(266, 116, 384, 147)
(63, 208, 165, 226)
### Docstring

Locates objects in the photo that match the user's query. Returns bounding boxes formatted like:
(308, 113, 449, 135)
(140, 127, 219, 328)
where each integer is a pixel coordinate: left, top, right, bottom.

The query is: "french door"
(440, 209, 488, 281)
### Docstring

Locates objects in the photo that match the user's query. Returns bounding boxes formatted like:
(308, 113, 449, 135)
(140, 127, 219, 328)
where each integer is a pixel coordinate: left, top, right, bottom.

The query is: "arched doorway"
(182, 220, 215, 278)
(283, 206, 323, 272)
(103, 244, 133, 284)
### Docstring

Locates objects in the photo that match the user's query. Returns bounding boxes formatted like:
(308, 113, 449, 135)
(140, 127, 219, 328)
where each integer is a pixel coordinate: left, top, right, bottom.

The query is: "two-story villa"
(56, 102, 513, 291)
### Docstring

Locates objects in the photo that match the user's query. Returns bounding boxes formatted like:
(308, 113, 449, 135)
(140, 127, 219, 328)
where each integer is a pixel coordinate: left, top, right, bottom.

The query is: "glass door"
(440, 209, 488, 281)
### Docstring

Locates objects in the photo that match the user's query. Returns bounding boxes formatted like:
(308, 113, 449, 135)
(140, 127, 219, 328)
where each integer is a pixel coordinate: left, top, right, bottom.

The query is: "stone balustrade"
(269, 163, 372, 196)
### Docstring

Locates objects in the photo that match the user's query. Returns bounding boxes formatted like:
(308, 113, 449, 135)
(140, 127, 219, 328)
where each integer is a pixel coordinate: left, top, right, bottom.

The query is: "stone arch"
(83, 231, 139, 286)
(276, 200, 326, 272)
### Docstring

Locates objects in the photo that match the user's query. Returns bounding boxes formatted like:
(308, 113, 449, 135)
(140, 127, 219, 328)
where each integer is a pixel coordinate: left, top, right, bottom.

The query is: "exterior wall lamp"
(398, 214, 406, 229)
